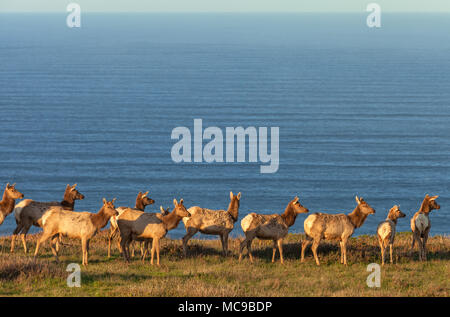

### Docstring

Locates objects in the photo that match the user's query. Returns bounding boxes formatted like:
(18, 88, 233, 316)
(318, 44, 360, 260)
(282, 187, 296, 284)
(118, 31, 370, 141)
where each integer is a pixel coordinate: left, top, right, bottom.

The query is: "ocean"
(0, 13, 449, 238)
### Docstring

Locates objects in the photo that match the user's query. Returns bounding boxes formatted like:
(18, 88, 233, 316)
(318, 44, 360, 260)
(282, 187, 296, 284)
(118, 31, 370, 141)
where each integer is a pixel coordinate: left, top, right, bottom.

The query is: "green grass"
(0, 231, 448, 296)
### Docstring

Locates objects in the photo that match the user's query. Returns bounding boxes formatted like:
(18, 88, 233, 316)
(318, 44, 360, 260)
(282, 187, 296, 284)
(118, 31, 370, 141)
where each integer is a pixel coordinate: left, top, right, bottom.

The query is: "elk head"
(291, 196, 309, 214)
(5, 183, 24, 200)
(173, 198, 190, 218)
(355, 196, 376, 215)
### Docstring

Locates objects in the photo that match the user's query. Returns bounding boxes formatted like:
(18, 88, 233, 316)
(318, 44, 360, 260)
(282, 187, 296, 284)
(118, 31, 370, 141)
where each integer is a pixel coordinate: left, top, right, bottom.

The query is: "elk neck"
(0, 188, 16, 217)
(347, 205, 368, 228)
(227, 199, 239, 222)
(281, 203, 297, 227)
(419, 198, 431, 213)
(135, 198, 145, 211)
(60, 189, 76, 211)
(162, 209, 183, 230)
(91, 206, 113, 229)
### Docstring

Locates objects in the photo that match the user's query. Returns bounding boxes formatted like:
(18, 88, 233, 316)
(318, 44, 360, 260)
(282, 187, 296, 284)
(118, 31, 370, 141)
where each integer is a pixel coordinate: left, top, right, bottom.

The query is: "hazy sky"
(1, 0, 450, 12)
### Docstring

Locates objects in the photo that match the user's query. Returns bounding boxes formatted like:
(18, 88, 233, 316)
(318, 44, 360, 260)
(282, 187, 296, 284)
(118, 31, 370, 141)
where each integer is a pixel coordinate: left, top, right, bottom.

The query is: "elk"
(238, 197, 309, 264)
(107, 191, 155, 258)
(34, 198, 118, 265)
(182, 192, 241, 256)
(301, 196, 375, 265)
(11, 184, 84, 253)
(0, 183, 24, 225)
(118, 199, 190, 266)
(376, 205, 406, 265)
(409, 194, 440, 261)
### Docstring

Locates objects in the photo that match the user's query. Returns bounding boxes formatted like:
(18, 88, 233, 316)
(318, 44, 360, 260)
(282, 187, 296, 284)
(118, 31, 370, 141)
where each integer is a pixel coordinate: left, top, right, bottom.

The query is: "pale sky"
(1, 0, 450, 12)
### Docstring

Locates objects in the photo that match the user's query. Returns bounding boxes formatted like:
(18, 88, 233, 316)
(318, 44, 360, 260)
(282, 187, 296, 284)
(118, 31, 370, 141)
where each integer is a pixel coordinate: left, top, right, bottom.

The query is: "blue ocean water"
(0, 13, 449, 238)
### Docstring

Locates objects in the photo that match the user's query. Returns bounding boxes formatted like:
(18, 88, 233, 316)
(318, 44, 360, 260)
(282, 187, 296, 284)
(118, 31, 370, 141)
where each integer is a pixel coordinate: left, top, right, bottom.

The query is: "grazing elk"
(107, 191, 155, 258)
(301, 196, 375, 265)
(0, 183, 24, 225)
(182, 192, 241, 256)
(11, 184, 84, 253)
(118, 199, 190, 266)
(238, 197, 309, 264)
(409, 194, 440, 261)
(34, 198, 118, 265)
(377, 205, 406, 265)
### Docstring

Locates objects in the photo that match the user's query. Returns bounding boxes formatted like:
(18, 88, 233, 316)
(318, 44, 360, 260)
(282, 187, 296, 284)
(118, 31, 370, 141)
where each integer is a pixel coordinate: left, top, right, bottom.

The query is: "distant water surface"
(0, 13, 449, 238)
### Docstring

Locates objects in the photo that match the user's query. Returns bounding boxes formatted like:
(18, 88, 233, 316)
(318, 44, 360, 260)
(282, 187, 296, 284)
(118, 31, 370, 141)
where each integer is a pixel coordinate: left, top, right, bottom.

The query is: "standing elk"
(182, 192, 241, 256)
(377, 205, 406, 265)
(0, 183, 24, 225)
(118, 199, 190, 266)
(11, 184, 84, 253)
(34, 198, 118, 265)
(107, 191, 155, 258)
(409, 194, 440, 261)
(238, 197, 309, 264)
(301, 196, 375, 265)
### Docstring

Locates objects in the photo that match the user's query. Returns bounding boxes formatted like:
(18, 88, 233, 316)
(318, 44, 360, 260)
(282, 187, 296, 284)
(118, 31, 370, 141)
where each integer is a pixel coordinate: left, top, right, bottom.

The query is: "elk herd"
(0, 183, 443, 267)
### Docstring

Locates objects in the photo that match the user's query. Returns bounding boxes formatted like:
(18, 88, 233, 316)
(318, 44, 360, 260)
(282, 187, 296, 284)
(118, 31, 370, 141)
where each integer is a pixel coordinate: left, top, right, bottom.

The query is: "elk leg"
(409, 232, 417, 257)
(34, 231, 52, 259)
(150, 239, 156, 265)
(10, 224, 23, 253)
(81, 238, 87, 266)
(238, 237, 248, 262)
(340, 241, 344, 264)
(108, 227, 118, 258)
(389, 243, 393, 264)
(223, 233, 229, 256)
(182, 227, 198, 256)
(19, 223, 32, 254)
(277, 239, 284, 264)
(155, 238, 160, 266)
(311, 239, 321, 266)
(342, 239, 348, 265)
(50, 235, 60, 263)
(271, 240, 277, 263)
(120, 236, 130, 262)
(300, 237, 312, 263)
(142, 240, 149, 262)
(422, 229, 430, 261)
(247, 238, 254, 263)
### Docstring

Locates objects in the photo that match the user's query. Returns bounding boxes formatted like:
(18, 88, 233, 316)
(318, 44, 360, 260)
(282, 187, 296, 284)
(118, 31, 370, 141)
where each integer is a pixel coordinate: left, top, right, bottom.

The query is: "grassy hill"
(0, 231, 448, 296)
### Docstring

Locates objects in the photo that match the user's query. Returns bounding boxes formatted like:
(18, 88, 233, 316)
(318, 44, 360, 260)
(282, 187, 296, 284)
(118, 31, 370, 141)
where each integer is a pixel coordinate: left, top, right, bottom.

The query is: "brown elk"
(107, 191, 155, 258)
(34, 198, 118, 265)
(409, 194, 440, 261)
(11, 184, 84, 253)
(238, 197, 309, 264)
(0, 183, 24, 225)
(118, 199, 190, 266)
(301, 196, 375, 265)
(182, 192, 241, 256)
(377, 205, 406, 265)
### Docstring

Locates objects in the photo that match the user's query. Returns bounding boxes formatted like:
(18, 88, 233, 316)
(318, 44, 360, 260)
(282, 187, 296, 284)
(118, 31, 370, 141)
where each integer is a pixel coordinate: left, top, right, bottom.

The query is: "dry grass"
(0, 231, 448, 297)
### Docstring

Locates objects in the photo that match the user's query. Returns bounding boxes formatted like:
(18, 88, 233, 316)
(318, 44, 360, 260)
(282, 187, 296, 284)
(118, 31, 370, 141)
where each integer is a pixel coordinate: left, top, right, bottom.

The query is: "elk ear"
(6, 183, 10, 188)
(160, 206, 164, 213)
(355, 196, 360, 204)
(293, 196, 299, 204)
(72, 184, 77, 189)
(237, 192, 241, 200)
(430, 195, 439, 201)
(173, 198, 178, 206)
(142, 191, 149, 198)
(12, 183, 16, 188)
(179, 198, 184, 204)
(103, 198, 107, 204)
(230, 191, 234, 200)
(112, 198, 117, 203)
